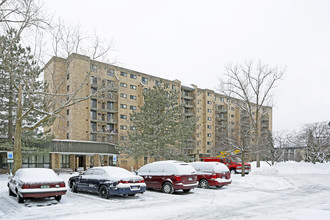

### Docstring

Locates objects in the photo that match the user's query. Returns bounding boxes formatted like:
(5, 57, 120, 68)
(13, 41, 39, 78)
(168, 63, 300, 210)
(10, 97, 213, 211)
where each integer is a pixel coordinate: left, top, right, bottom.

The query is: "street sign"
(7, 159, 13, 163)
(7, 151, 13, 159)
(113, 155, 117, 162)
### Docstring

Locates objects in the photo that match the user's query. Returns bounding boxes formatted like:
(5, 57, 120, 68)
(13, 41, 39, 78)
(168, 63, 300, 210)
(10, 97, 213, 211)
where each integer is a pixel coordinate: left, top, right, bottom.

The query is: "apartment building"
(44, 53, 272, 170)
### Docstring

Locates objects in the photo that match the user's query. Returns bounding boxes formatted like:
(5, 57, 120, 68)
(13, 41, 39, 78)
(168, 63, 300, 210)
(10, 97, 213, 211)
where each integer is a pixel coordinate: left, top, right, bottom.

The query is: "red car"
(190, 162, 231, 188)
(8, 168, 67, 203)
(136, 161, 198, 194)
(201, 156, 251, 174)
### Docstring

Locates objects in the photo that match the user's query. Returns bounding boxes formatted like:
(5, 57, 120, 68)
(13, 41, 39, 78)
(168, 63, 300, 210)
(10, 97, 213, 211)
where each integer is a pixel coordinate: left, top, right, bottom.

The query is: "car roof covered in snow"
(14, 168, 62, 183)
(190, 162, 229, 173)
(137, 160, 196, 175)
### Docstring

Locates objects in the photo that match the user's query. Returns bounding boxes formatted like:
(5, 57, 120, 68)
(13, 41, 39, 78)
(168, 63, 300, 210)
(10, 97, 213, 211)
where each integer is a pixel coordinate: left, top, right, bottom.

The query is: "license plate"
(188, 177, 193, 181)
(41, 185, 50, 188)
(131, 186, 140, 190)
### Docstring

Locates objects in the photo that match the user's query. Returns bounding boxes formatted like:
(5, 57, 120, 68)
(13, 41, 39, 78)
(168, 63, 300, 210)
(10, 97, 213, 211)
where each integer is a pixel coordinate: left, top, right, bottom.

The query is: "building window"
(67, 121, 69, 127)
(130, 85, 137, 90)
(207, 117, 211, 121)
(172, 85, 176, 90)
(66, 133, 70, 139)
(207, 92, 211, 96)
(231, 114, 234, 118)
(66, 109, 70, 115)
(207, 125, 212, 129)
(207, 142, 211, 145)
(130, 105, 137, 110)
(61, 155, 70, 168)
(141, 77, 148, 84)
(91, 99, 97, 108)
(196, 133, 199, 138)
(207, 109, 212, 113)
(120, 125, 127, 130)
(91, 110, 97, 120)
(67, 73, 70, 80)
(197, 100, 199, 104)
(197, 108, 199, 113)
(207, 101, 212, 104)
(90, 64, 97, 72)
(107, 69, 115, 76)
(130, 95, 137, 100)
(207, 133, 211, 137)
(120, 83, 127, 88)
(120, 136, 127, 140)
(130, 74, 137, 79)
(120, 93, 127, 98)
(155, 80, 160, 86)
(66, 85, 70, 92)
(120, 114, 127, 119)
(120, 71, 127, 77)
(130, 126, 136, 130)
(120, 104, 127, 109)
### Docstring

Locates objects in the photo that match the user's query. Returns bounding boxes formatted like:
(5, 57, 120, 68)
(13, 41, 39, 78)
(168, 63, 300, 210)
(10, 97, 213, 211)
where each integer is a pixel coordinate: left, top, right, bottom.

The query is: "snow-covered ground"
(1, 161, 330, 220)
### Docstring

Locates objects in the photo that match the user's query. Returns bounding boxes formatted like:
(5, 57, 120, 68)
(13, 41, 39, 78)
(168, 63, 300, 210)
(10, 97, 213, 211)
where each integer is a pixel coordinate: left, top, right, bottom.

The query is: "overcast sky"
(44, 0, 330, 132)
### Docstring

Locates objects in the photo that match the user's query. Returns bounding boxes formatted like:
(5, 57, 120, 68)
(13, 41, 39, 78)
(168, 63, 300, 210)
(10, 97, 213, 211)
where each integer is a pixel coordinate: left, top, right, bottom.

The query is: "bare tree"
(260, 130, 285, 166)
(295, 121, 330, 164)
(219, 61, 284, 167)
(0, 0, 50, 37)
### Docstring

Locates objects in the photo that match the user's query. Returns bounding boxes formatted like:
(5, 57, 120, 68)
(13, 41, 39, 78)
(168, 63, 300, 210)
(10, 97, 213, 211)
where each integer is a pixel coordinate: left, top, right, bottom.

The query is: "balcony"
(90, 128, 118, 135)
(181, 92, 194, 100)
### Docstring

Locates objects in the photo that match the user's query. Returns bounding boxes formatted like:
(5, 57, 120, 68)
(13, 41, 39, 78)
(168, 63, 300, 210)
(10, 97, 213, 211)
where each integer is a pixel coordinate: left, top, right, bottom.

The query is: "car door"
(77, 169, 94, 192)
(88, 169, 105, 193)
(9, 170, 20, 193)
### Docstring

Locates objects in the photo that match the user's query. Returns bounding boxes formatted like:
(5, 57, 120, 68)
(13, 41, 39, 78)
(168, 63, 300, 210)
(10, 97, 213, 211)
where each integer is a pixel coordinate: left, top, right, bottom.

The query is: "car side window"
(84, 169, 93, 175)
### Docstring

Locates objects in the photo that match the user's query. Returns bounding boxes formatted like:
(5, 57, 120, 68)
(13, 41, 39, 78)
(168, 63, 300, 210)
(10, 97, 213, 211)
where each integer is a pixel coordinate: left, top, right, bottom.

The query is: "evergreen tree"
(120, 83, 197, 161)
(0, 29, 50, 171)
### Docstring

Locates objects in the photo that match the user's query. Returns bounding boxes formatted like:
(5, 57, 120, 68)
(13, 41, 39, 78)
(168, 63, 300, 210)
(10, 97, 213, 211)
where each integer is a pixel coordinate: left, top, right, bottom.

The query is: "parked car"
(201, 156, 251, 174)
(136, 160, 198, 194)
(68, 166, 146, 198)
(190, 162, 231, 188)
(8, 168, 67, 203)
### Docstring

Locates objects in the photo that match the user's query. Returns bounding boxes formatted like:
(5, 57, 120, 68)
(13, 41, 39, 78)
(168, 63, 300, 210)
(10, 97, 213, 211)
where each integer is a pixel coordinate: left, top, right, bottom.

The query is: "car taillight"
(120, 180, 128, 184)
(139, 179, 144, 183)
(174, 176, 182, 181)
(59, 182, 65, 187)
(211, 174, 217, 179)
(22, 184, 30, 189)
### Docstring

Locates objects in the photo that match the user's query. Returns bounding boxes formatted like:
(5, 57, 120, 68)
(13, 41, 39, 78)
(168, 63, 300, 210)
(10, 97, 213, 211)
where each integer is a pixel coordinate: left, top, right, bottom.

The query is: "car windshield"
(231, 157, 242, 162)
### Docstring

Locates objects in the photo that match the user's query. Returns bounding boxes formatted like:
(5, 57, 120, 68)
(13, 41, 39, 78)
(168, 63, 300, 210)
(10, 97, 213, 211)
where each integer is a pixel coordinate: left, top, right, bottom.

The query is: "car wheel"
(99, 185, 109, 199)
(230, 169, 237, 174)
(9, 188, 15, 196)
(162, 182, 174, 194)
(128, 194, 136, 197)
(216, 185, 223, 189)
(71, 181, 77, 193)
(16, 193, 24, 203)
(183, 189, 191, 193)
(199, 179, 209, 189)
(55, 195, 62, 202)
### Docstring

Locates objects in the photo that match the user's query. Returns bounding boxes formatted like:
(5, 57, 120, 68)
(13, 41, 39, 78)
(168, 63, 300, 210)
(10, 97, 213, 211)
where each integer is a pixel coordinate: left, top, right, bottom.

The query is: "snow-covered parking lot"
(1, 161, 330, 220)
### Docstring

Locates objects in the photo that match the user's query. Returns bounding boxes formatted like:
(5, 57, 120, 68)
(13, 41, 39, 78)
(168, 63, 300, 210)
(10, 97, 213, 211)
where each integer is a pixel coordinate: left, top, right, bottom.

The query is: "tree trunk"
(13, 85, 23, 174)
(241, 151, 246, 177)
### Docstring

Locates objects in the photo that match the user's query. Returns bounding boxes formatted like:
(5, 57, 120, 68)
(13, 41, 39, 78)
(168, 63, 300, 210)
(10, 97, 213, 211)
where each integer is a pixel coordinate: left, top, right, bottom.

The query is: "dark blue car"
(68, 166, 146, 198)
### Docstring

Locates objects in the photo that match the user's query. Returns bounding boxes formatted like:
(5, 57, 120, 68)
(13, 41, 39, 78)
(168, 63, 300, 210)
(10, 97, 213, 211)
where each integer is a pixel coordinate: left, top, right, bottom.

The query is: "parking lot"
(1, 162, 330, 220)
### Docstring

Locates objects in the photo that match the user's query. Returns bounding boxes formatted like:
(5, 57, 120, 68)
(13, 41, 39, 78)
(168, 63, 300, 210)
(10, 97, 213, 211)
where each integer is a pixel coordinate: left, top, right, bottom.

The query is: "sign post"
(7, 151, 13, 174)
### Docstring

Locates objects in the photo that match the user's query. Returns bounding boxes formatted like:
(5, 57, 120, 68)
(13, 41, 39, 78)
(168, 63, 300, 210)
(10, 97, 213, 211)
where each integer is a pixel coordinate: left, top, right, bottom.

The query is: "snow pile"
(250, 161, 330, 175)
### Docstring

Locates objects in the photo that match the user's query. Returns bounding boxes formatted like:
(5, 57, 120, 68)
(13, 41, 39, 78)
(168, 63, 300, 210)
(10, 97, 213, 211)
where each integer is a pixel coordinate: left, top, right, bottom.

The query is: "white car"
(8, 168, 67, 203)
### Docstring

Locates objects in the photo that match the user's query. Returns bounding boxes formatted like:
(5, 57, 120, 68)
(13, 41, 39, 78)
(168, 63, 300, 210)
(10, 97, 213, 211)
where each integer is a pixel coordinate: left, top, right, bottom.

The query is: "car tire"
(216, 185, 223, 189)
(128, 194, 136, 197)
(99, 185, 109, 199)
(9, 188, 15, 196)
(199, 179, 209, 189)
(55, 195, 62, 202)
(230, 169, 237, 174)
(162, 182, 174, 194)
(183, 189, 191, 193)
(71, 181, 77, 193)
(16, 193, 24, 203)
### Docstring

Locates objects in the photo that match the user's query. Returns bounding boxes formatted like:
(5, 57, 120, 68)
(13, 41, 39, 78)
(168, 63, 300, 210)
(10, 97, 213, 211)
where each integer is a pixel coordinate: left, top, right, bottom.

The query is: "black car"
(68, 166, 146, 198)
